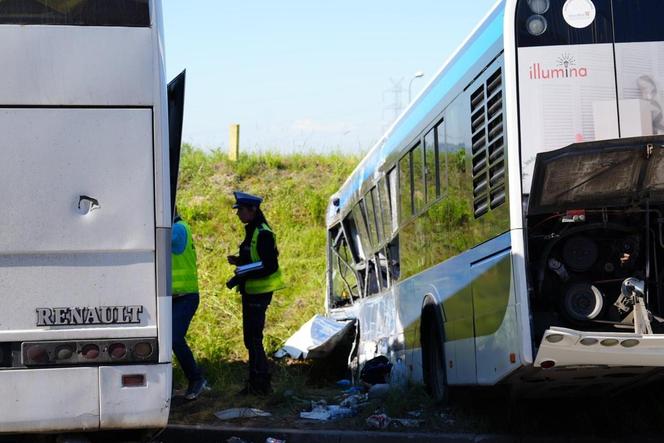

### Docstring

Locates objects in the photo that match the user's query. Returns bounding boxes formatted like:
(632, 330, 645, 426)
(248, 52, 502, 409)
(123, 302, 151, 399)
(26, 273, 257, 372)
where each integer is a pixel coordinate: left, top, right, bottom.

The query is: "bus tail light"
(132, 342, 153, 360)
(81, 344, 100, 360)
(25, 344, 50, 365)
(21, 338, 158, 367)
(55, 344, 75, 361)
(109, 343, 127, 360)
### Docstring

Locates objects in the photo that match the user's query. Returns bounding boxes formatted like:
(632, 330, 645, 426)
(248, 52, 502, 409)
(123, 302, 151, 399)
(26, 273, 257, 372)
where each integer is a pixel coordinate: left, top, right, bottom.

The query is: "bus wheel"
(421, 301, 448, 403)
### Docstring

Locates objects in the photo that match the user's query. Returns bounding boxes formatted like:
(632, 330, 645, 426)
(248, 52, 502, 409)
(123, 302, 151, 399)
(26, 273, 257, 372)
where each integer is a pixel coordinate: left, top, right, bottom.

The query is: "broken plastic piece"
(300, 403, 355, 421)
(274, 315, 355, 360)
(215, 408, 272, 421)
(366, 413, 391, 430)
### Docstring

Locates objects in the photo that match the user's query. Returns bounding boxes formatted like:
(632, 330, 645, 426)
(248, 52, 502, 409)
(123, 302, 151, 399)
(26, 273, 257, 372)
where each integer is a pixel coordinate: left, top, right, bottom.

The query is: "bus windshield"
(0, 0, 149, 27)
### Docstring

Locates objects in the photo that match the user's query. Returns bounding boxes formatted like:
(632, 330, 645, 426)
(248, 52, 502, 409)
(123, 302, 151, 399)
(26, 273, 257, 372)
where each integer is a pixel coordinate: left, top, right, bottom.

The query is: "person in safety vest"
(172, 212, 208, 400)
(226, 191, 285, 395)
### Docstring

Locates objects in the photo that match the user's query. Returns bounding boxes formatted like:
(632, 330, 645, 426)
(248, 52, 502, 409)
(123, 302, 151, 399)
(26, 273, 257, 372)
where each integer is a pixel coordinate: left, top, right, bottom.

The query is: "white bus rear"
(0, 0, 174, 435)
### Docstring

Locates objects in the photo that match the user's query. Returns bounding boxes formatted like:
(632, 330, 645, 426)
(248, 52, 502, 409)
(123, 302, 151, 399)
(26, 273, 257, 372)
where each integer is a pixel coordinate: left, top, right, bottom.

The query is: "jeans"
(172, 293, 202, 383)
(241, 292, 272, 381)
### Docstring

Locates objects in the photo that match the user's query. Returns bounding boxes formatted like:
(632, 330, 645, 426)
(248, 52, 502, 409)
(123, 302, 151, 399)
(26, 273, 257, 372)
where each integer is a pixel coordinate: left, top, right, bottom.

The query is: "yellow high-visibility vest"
(172, 221, 199, 295)
(245, 223, 285, 295)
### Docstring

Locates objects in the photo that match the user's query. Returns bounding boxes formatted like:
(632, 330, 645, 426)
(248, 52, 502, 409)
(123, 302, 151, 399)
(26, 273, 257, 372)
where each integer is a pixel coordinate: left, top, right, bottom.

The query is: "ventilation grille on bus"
(471, 68, 505, 218)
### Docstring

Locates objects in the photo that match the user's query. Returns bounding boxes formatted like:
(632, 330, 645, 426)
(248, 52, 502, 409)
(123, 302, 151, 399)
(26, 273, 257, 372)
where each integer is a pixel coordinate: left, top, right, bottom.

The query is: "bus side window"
(436, 120, 448, 196)
(351, 203, 370, 261)
(363, 192, 379, 249)
(376, 248, 390, 290)
(329, 225, 360, 308)
(370, 187, 384, 245)
(388, 168, 399, 234)
(412, 142, 425, 213)
(399, 152, 413, 224)
(365, 256, 381, 297)
(378, 177, 392, 240)
(424, 128, 438, 203)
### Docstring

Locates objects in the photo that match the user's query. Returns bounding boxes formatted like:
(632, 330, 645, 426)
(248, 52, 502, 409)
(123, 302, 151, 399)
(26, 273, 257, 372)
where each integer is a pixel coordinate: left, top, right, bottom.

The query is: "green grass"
(175, 144, 361, 387)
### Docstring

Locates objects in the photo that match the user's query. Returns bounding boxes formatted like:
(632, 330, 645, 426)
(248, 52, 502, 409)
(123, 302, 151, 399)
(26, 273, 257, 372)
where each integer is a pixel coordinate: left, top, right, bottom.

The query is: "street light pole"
(408, 71, 424, 103)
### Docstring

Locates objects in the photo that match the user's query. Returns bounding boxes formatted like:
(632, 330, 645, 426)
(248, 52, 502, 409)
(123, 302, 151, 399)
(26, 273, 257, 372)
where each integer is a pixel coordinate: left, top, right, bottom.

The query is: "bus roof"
(327, 0, 507, 226)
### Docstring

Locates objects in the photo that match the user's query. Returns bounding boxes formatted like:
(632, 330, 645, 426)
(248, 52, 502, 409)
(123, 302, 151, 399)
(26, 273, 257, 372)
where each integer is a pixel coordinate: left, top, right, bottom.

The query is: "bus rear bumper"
(99, 363, 172, 430)
(0, 363, 171, 434)
(535, 327, 664, 367)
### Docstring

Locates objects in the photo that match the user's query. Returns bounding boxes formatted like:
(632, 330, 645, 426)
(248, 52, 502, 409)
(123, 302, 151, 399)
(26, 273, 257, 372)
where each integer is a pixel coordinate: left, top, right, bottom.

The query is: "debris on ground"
(339, 393, 368, 409)
(336, 379, 352, 388)
(365, 413, 424, 430)
(367, 383, 390, 400)
(366, 413, 391, 430)
(388, 358, 408, 389)
(342, 385, 364, 395)
(299, 400, 356, 421)
(360, 355, 392, 385)
(215, 407, 272, 421)
(274, 315, 355, 359)
(265, 438, 286, 443)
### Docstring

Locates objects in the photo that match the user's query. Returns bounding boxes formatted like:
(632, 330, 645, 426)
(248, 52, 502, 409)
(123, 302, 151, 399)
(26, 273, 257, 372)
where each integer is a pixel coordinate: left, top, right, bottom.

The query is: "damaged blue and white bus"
(326, 0, 664, 398)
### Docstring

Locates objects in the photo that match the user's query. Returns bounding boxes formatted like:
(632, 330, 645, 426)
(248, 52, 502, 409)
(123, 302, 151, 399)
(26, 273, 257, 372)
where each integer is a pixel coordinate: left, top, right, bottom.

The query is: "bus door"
(516, 0, 618, 194)
(168, 70, 186, 215)
(612, 1, 664, 138)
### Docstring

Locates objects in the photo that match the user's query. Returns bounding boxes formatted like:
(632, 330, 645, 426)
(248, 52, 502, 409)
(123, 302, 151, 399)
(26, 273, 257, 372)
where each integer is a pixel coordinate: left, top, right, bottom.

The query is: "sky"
(162, 0, 498, 153)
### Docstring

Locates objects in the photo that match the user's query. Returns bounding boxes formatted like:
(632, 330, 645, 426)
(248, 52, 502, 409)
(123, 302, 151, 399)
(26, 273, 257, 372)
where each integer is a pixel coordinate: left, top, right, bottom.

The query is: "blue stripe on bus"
(336, 6, 505, 213)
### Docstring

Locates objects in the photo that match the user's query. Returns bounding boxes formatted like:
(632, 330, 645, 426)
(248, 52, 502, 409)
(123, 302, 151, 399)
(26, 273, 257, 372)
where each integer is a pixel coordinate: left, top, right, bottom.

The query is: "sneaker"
(185, 378, 209, 400)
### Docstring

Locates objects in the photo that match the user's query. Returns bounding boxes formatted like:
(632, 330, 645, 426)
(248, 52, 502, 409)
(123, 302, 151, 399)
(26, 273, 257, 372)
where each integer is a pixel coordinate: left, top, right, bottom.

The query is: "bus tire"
(421, 300, 448, 403)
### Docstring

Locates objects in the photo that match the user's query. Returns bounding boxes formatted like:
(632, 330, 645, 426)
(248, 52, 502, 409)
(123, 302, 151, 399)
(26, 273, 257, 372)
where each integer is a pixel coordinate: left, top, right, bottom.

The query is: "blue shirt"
(171, 222, 188, 255)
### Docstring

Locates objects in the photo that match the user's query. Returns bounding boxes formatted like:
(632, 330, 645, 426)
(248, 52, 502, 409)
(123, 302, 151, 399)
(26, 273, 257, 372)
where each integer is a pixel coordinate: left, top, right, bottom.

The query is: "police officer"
(172, 212, 208, 400)
(226, 192, 285, 395)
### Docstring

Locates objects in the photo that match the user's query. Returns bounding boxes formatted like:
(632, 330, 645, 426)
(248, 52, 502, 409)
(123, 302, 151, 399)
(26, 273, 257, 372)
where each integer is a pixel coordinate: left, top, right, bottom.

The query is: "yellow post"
(229, 124, 240, 161)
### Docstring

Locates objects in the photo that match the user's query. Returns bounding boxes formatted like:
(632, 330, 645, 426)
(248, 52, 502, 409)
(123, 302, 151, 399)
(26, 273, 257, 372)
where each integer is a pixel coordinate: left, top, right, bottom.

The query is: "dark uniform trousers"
(241, 292, 272, 381)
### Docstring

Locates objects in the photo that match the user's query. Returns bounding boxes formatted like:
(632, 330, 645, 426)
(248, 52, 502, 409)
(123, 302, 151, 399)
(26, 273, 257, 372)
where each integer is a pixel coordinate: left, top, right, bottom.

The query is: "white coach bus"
(327, 0, 664, 398)
(0, 0, 182, 438)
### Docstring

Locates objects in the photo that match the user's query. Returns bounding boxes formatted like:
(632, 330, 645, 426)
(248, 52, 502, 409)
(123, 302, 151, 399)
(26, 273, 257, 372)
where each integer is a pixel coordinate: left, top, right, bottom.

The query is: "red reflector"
(81, 344, 100, 360)
(27, 345, 49, 364)
(540, 360, 556, 369)
(122, 374, 146, 387)
(109, 343, 127, 360)
(510, 353, 516, 364)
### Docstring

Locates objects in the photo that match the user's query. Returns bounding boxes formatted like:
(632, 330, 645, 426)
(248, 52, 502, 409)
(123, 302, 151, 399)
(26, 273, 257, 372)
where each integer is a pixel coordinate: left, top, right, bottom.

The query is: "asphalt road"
(158, 425, 664, 443)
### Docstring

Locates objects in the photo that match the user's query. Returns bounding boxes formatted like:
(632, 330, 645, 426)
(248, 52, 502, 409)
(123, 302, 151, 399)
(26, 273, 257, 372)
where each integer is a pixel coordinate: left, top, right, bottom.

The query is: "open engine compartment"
(528, 208, 664, 343)
(526, 137, 664, 346)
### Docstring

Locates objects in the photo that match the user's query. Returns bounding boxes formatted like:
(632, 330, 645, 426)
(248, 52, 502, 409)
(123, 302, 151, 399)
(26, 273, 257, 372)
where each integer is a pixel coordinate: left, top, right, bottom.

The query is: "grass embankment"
(175, 145, 360, 390)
